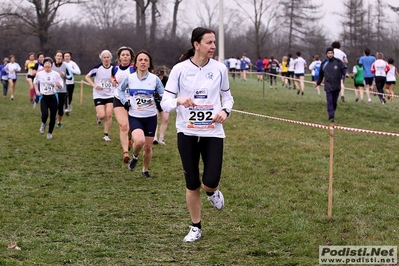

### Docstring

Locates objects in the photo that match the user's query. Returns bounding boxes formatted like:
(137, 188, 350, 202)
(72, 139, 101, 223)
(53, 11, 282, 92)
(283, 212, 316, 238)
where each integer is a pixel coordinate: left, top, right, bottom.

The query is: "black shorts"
(386, 81, 396, 85)
(364, 77, 374, 85)
(94, 97, 113, 107)
(177, 133, 223, 190)
(354, 82, 364, 87)
(113, 97, 124, 108)
(128, 115, 157, 137)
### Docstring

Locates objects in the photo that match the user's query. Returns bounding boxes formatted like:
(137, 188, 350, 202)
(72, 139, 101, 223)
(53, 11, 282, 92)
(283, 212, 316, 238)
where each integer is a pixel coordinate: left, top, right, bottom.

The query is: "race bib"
(100, 80, 112, 92)
(43, 83, 56, 95)
(134, 94, 154, 110)
(187, 105, 214, 129)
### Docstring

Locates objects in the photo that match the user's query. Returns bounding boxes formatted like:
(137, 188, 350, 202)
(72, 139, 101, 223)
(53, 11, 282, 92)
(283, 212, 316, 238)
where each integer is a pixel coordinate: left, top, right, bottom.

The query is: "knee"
(119, 123, 129, 132)
(143, 143, 152, 153)
(133, 138, 145, 148)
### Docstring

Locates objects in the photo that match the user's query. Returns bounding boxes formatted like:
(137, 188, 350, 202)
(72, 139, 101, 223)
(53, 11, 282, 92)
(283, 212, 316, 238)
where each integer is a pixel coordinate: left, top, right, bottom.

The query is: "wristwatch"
(222, 108, 231, 116)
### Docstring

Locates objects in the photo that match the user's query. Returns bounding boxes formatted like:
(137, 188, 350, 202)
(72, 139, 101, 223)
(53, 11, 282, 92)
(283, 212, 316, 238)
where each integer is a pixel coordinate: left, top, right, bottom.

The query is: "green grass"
(0, 75, 398, 265)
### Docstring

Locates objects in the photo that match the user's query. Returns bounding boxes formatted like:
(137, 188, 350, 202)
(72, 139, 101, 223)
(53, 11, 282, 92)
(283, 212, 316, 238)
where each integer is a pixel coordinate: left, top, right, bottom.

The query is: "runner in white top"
(112, 46, 135, 163)
(293, 51, 307, 95)
(85, 50, 115, 141)
(160, 27, 234, 243)
(63, 51, 81, 114)
(4, 55, 21, 100)
(118, 51, 164, 179)
(332, 41, 348, 102)
(371, 52, 390, 104)
(385, 58, 399, 102)
(33, 57, 63, 139)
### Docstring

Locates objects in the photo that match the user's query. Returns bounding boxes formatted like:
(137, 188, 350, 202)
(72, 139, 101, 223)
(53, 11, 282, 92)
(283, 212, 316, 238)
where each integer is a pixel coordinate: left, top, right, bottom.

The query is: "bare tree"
(232, 0, 279, 58)
(194, 0, 218, 29)
(339, 0, 368, 62)
(278, 0, 322, 53)
(149, 0, 160, 48)
(171, 0, 183, 38)
(82, 0, 130, 30)
(0, 0, 85, 55)
(134, 0, 151, 46)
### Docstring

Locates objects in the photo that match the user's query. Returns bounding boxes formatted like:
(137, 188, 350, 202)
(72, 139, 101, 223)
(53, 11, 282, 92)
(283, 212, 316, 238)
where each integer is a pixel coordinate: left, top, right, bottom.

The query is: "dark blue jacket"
(317, 57, 348, 91)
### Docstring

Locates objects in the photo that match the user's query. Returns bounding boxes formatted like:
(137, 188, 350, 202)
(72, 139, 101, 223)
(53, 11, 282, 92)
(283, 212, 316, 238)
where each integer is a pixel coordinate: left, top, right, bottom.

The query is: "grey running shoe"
(39, 123, 46, 134)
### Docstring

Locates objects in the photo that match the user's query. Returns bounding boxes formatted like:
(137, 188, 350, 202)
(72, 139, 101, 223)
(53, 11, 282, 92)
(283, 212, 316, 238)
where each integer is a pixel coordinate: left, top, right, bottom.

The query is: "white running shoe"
(103, 135, 111, 142)
(39, 123, 46, 134)
(47, 133, 52, 139)
(183, 226, 202, 243)
(158, 139, 166, 145)
(208, 190, 224, 210)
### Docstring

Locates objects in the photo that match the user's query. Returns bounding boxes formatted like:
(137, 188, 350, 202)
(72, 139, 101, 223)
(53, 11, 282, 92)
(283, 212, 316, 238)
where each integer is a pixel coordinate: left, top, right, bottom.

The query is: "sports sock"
(192, 221, 202, 229)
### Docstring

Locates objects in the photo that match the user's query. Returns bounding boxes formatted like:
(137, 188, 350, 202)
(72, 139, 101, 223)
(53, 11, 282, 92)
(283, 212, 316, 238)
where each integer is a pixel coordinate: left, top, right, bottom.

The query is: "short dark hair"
(331, 41, 340, 49)
(388, 58, 394, 64)
(296, 51, 301, 56)
(364, 48, 370, 56)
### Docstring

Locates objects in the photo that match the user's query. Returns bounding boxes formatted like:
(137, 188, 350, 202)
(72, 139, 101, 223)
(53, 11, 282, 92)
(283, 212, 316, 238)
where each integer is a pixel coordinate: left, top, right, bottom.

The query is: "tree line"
(0, 0, 398, 73)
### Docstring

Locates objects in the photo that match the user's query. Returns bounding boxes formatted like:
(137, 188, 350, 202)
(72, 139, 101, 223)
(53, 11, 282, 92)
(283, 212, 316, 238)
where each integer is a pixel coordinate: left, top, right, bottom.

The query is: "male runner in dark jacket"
(317, 47, 349, 122)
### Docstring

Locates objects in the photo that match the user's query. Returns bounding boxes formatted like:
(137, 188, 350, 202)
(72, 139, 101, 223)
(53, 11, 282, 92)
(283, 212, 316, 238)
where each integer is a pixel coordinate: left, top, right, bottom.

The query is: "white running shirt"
(64, 60, 81, 84)
(33, 70, 64, 95)
(5, 62, 21, 79)
(161, 58, 234, 138)
(294, 57, 307, 74)
(87, 63, 115, 99)
(113, 64, 134, 99)
(118, 71, 164, 118)
(333, 48, 347, 63)
(372, 60, 390, 77)
(386, 66, 396, 82)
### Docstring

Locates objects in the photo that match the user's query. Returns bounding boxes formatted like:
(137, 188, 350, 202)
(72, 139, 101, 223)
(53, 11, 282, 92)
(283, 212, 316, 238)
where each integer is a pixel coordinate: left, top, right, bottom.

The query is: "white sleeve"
(160, 67, 179, 113)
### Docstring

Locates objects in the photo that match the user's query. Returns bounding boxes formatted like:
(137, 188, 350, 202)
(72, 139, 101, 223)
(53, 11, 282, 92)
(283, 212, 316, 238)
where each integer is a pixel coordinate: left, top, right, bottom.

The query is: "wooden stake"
(328, 123, 335, 218)
(80, 80, 83, 104)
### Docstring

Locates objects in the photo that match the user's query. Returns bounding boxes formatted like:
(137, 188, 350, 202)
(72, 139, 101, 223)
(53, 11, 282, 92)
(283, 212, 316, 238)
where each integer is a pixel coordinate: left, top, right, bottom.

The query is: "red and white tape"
(232, 109, 399, 137)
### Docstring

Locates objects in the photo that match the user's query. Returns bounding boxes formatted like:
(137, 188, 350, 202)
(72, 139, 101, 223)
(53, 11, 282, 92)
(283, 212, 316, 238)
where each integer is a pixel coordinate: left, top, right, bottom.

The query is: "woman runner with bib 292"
(161, 27, 234, 243)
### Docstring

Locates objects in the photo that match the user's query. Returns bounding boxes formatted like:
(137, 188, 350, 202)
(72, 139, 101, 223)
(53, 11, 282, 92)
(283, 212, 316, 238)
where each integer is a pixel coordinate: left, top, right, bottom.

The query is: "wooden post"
(328, 123, 335, 218)
(80, 80, 83, 104)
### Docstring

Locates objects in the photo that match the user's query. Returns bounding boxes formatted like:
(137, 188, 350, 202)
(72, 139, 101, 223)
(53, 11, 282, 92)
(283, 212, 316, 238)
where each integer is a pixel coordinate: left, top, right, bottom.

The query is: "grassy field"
(0, 74, 398, 265)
